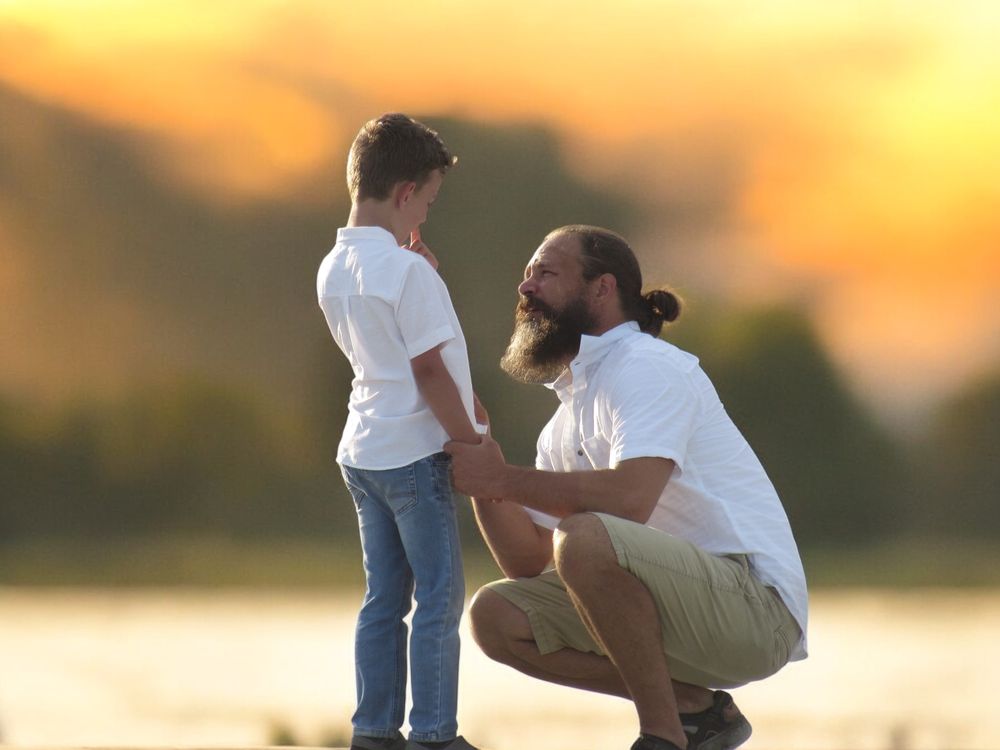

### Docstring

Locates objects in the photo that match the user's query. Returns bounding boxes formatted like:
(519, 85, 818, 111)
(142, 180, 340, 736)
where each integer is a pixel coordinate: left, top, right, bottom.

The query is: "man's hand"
(445, 434, 508, 499)
(406, 229, 439, 270)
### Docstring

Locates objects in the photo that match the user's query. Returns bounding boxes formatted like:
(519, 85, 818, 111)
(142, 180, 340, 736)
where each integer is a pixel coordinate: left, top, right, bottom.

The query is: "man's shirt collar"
(575, 320, 640, 366)
(546, 321, 641, 395)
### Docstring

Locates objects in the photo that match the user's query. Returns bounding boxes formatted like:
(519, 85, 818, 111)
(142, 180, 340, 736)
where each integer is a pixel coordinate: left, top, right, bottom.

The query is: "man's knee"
(468, 586, 530, 664)
(553, 512, 616, 578)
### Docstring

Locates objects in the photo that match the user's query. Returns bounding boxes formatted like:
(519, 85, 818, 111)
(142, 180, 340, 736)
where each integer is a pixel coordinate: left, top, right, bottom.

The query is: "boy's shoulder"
(331, 239, 428, 278)
(334, 227, 424, 264)
(334, 225, 396, 252)
(322, 229, 440, 299)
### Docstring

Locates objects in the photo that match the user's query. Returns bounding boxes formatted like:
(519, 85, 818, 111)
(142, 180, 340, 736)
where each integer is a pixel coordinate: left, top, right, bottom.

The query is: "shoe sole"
(694, 716, 752, 750)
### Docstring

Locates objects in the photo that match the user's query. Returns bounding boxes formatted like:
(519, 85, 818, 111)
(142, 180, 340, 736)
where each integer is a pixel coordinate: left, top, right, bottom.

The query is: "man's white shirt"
(317, 226, 475, 470)
(525, 322, 809, 660)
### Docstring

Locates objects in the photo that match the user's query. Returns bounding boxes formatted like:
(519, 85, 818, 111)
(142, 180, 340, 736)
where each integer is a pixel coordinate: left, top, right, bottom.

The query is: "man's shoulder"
(589, 335, 704, 405)
(614, 332, 699, 372)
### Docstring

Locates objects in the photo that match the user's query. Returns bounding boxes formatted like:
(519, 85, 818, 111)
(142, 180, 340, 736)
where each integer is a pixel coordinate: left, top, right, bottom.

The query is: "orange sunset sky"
(1, 0, 998, 422)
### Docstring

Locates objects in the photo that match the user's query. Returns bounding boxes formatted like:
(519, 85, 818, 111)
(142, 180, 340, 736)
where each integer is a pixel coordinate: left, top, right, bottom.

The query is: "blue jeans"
(341, 452, 465, 742)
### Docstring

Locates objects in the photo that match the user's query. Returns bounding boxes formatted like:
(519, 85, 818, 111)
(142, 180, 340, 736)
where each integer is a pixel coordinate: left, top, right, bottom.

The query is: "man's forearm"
(472, 497, 552, 579)
(497, 464, 627, 519)
(446, 437, 672, 527)
(496, 460, 671, 525)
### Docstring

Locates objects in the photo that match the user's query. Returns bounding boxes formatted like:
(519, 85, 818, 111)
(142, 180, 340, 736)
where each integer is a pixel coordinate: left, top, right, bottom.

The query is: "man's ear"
(595, 272, 618, 300)
(393, 181, 417, 208)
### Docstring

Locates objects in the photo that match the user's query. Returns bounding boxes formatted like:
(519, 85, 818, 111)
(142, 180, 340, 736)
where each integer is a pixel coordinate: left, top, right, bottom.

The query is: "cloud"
(1, 0, 997, 416)
(0, 0, 344, 199)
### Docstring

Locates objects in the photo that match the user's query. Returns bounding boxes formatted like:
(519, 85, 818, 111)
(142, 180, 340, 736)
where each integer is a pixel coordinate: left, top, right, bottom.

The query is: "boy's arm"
(411, 344, 480, 444)
(473, 392, 490, 431)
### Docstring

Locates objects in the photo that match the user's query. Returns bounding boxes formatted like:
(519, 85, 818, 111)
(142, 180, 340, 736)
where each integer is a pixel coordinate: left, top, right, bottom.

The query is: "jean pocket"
(428, 451, 451, 467)
(340, 466, 369, 510)
(429, 454, 455, 500)
(383, 463, 419, 517)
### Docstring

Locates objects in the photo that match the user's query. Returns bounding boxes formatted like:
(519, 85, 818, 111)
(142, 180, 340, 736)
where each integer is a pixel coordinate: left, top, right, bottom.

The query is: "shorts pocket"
(772, 621, 792, 670)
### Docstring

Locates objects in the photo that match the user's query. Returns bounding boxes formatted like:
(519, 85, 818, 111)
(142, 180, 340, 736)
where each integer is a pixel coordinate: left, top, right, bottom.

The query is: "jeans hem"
(353, 728, 403, 739)
(409, 732, 457, 743)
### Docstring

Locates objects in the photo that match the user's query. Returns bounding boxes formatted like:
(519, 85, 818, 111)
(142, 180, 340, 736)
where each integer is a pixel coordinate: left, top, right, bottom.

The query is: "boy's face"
(400, 169, 444, 235)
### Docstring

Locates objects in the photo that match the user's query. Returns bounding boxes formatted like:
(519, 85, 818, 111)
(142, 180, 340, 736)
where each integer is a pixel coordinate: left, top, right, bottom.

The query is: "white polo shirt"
(317, 226, 475, 470)
(525, 322, 809, 659)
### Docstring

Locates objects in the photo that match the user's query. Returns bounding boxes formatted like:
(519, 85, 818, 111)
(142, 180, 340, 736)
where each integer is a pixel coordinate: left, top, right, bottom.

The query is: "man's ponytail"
(640, 289, 681, 336)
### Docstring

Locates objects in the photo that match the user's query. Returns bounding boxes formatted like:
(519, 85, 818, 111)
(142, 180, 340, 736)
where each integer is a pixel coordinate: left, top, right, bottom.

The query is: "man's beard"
(500, 296, 597, 384)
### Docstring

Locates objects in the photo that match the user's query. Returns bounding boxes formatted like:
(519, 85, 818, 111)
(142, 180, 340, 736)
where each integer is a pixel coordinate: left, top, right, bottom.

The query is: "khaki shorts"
(483, 512, 800, 689)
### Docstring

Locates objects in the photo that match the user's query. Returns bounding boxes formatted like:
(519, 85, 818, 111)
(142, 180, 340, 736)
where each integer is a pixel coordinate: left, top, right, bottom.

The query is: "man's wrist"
(495, 463, 521, 500)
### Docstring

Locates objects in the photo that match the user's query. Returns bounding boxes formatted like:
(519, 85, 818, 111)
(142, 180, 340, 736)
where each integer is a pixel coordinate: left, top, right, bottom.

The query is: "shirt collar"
(545, 321, 641, 394)
(337, 226, 398, 244)
(574, 320, 640, 366)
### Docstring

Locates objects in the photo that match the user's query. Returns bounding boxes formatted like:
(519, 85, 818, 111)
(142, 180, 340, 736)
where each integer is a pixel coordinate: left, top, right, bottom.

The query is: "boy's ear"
(393, 181, 418, 208)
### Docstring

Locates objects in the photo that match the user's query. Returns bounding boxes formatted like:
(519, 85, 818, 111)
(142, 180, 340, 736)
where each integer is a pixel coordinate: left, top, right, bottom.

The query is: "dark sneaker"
(405, 737, 481, 750)
(350, 732, 407, 750)
(630, 733, 686, 750)
(680, 690, 752, 750)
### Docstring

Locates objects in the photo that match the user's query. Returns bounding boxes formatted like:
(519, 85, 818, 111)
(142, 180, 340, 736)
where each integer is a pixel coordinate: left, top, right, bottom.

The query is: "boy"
(316, 114, 484, 750)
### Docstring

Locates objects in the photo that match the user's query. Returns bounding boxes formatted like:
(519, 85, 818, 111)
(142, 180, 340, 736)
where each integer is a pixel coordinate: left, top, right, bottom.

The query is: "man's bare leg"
(471, 529, 727, 745)
(470, 587, 632, 698)
(470, 588, 717, 713)
(550, 512, 691, 746)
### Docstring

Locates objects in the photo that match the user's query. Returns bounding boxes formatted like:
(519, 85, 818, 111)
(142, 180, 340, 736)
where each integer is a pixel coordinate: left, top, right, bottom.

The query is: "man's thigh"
(485, 514, 795, 688)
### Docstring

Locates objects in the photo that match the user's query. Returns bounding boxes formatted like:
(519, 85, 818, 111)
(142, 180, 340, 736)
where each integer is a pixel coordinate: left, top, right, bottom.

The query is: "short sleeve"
(526, 422, 560, 530)
(395, 259, 456, 358)
(535, 431, 555, 471)
(606, 358, 700, 471)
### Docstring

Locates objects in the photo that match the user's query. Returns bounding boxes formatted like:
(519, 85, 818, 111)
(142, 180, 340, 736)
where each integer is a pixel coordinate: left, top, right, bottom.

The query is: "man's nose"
(518, 277, 535, 296)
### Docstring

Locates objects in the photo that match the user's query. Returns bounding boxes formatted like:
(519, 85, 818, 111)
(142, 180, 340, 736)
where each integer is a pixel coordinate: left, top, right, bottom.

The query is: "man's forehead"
(527, 234, 582, 269)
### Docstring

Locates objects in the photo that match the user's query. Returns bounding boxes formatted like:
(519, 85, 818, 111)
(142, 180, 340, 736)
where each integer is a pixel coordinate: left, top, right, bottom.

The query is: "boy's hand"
(473, 393, 490, 433)
(406, 229, 439, 270)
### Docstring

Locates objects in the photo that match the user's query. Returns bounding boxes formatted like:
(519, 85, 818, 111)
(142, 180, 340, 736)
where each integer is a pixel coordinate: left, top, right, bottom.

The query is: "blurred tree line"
(2, 316, 996, 550)
(0, 103, 997, 578)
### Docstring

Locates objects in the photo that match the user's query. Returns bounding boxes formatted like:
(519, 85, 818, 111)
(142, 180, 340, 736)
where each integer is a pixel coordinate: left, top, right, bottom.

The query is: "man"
(444, 226, 808, 750)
